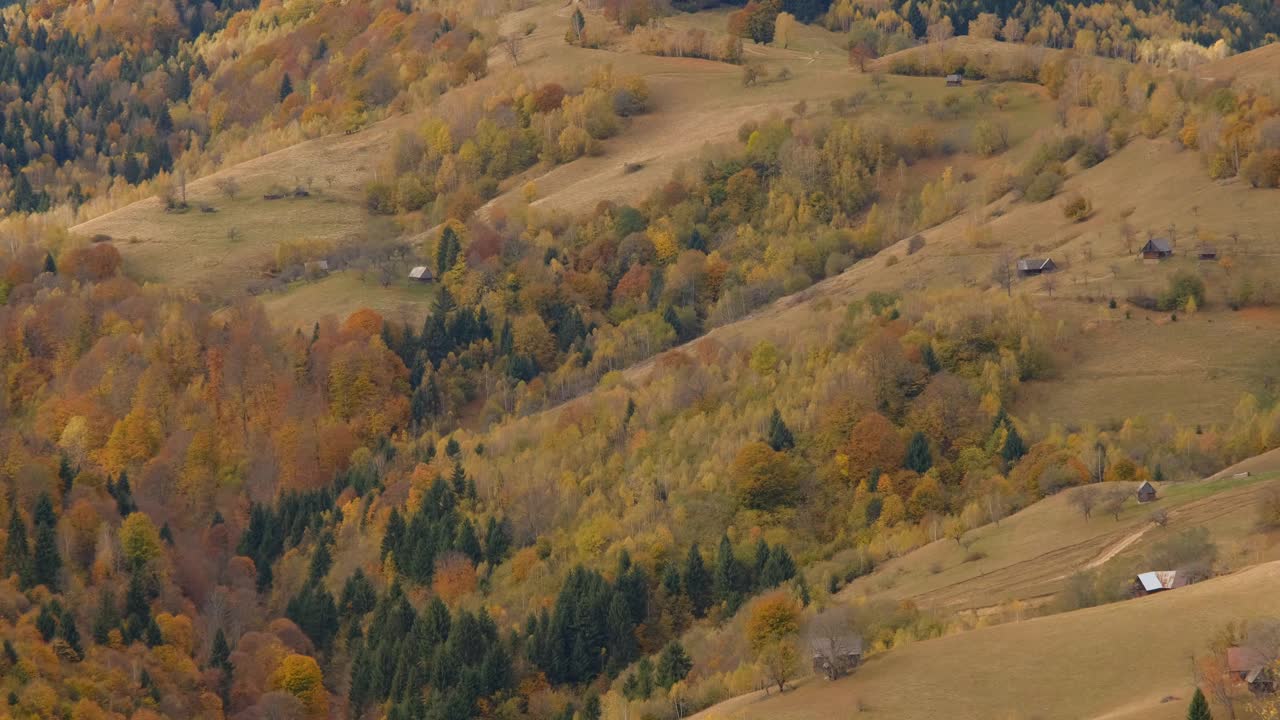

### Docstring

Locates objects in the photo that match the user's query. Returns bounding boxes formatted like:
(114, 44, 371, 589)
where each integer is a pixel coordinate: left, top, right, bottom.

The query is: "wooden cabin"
(1136, 480, 1157, 503)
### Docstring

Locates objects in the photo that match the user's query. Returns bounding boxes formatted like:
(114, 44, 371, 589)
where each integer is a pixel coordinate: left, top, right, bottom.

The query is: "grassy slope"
(68, 1, 866, 320)
(683, 452, 1280, 720)
(840, 466, 1280, 616)
(596, 128, 1280, 429)
(1195, 42, 1280, 90)
(695, 560, 1280, 720)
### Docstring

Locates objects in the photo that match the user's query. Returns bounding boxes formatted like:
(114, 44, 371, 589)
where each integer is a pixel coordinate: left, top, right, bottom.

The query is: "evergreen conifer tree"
(1186, 688, 1212, 720)
(905, 431, 933, 473)
(682, 544, 713, 617)
(766, 409, 795, 451)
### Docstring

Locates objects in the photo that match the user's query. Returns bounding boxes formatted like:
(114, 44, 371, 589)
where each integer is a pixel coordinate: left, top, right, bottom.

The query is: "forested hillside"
(4, 0, 1280, 718)
(0, 0, 489, 218)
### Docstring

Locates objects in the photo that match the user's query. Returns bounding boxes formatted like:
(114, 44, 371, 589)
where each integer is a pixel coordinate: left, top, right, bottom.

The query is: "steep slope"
(1195, 42, 1280, 89)
(694, 560, 1280, 720)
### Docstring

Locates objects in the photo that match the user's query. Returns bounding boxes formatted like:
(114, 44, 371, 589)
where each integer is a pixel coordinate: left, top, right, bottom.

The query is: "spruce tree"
(921, 342, 940, 372)
(682, 543, 713, 617)
(59, 610, 82, 659)
(1186, 688, 1212, 720)
(92, 589, 119, 644)
(766, 409, 795, 451)
(713, 535, 746, 612)
(36, 605, 57, 641)
(3, 512, 29, 585)
(483, 517, 511, 564)
(340, 568, 377, 618)
(1000, 424, 1027, 463)
(31, 520, 61, 590)
(655, 641, 692, 688)
(57, 455, 74, 494)
(761, 546, 797, 587)
(42, 251, 56, 274)
(278, 73, 293, 101)
(904, 431, 933, 473)
(210, 628, 232, 670)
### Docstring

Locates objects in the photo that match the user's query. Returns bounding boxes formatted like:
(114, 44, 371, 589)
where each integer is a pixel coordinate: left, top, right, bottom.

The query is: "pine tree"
(36, 605, 57, 641)
(483, 517, 511, 564)
(906, 0, 927, 38)
(1186, 688, 1212, 720)
(713, 535, 746, 613)
(31, 520, 61, 590)
(57, 455, 74, 495)
(279, 73, 294, 101)
(904, 431, 933, 473)
(761, 546, 797, 587)
(655, 641, 692, 688)
(92, 589, 119, 644)
(42, 251, 57, 275)
(682, 544, 713, 618)
(437, 226, 460, 276)
(766, 409, 795, 451)
(1000, 424, 1027, 463)
(570, 7, 585, 42)
(455, 520, 482, 563)
(59, 610, 82, 659)
(4, 512, 29, 585)
(921, 342, 940, 372)
(210, 628, 233, 671)
(340, 568, 378, 618)
(382, 508, 405, 560)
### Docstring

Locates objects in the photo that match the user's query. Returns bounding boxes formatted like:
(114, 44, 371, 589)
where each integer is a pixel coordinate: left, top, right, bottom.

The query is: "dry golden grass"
(259, 270, 438, 331)
(1195, 42, 1280, 92)
(838, 468, 1280, 616)
(696, 560, 1280, 720)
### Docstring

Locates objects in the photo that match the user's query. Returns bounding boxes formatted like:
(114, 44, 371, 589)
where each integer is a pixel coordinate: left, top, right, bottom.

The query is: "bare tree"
(502, 33, 523, 64)
(992, 248, 1013, 297)
(1149, 508, 1170, 527)
(1071, 485, 1098, 520)
(807, 606, 862, 680)
(1043, 272, 1057, 298)
(1101, 488, 1127, 521)
(215, 176, 241, 200)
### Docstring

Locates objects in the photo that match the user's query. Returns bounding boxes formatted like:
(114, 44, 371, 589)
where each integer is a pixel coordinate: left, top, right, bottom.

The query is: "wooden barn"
(1197, 244, 1219, 260)
(1016, 257, 1057, 277)
(1140, 237, 1174, 259)
(1228, 647, 1276, 695)
(945, 74, 963, 87)
(811, 635, 863, 680)
(1136, 480, 1157, 503)
(408, 266, 435, 283)
(1134, 570, 1186, 596)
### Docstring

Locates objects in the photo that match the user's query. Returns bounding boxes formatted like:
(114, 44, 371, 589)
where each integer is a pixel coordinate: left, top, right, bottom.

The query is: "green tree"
(43, 252, 57, 275)
(210, 628, 233, 670)
(766, 409, 795, 451)
(655, 641, 692, 688)
(905, 431, 933, 473)
(1186, 688, 1211, 720)
(4, 512, 29, 586)
(31, 520, 61, 590)
(1001, 424, 1027, 463)
(279, 73, 294, 101)
(682, 544, 713, 617)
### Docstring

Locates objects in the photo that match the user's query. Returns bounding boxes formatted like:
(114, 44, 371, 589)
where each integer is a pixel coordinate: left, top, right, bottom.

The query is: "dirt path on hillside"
(1081, 523, 1153, 572)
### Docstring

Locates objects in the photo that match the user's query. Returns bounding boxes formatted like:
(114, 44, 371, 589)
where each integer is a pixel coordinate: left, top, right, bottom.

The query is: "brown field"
(259, 270, 438, 332)
(1195, 42, 1280, 91)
